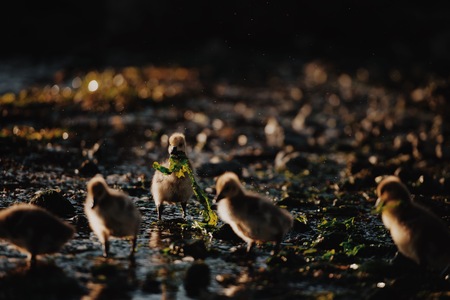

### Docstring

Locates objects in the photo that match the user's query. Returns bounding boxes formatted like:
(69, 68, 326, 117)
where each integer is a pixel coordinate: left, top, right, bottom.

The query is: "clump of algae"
(153, 151, 218, 228)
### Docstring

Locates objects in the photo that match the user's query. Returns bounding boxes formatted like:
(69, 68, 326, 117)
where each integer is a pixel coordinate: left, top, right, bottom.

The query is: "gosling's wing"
(403, 205, 450, 266)
(236, 194, 288, 241)
(152, 170, 166, 184)
(101, 195, 141, 233)
(234, 221, 255, 240)
(0, 209, 40, 246)
(2, 208, 74, 246)
(405, 205, 450, 243)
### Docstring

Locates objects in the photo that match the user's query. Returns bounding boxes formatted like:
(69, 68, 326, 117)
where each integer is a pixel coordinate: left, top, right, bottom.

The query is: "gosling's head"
(87, 175, 108, 208)
(168, 133, 187, 155)
(214, 172, 243, 202)
(375, 176, 411, 211)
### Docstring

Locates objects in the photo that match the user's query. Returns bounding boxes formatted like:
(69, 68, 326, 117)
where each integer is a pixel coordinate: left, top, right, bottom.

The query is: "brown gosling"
(375, 175, 450, 273)
(214, 172, 294, 253)
(0, 203, 75, 265)
(85, 174, 141, 258)
(151, 132, 194, 220)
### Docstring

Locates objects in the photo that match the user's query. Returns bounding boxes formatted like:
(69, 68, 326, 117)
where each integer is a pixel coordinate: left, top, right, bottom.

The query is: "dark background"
(2, 1, 450, 75)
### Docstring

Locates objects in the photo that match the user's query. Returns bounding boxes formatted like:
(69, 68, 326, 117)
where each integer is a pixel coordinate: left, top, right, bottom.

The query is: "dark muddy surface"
(1, 52, 450, 300)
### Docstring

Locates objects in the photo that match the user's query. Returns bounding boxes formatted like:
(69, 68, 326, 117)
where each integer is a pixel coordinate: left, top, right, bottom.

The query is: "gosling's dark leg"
(246, 241, 255, 253)
(440, 265, 449, 278)
(181, 202, 187, 219)
(271, 239, 282, 256)
(102, 233, 109, 257)
(242, 241, 257, 261)
(29, 253, 37, 269)
(129, 234, 137, 258)
(157, 203, 164, 221)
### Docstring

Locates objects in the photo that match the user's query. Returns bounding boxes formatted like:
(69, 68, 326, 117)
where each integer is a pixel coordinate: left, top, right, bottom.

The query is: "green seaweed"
(340, 239, 365, 257)
(152, 151, 219, 229)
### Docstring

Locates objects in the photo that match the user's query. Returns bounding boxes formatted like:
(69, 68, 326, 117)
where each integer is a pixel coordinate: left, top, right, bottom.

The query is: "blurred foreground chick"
(0, 203, 75, 265)
(214, 172, 294, 253)
(151, 133, 194, 220)
(375, 175, 450, 273)
(85, 175, 141, 258)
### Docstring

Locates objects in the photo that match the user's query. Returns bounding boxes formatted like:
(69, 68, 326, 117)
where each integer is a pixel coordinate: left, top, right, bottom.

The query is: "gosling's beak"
(170, 146, 177, 154)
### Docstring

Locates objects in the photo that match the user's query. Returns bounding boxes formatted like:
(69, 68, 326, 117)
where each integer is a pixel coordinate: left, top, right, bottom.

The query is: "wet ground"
(1, 53, 450, 299)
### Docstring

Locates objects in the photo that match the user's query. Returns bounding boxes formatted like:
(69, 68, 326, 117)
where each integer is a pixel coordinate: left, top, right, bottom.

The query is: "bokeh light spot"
(88, 80, 99, 92)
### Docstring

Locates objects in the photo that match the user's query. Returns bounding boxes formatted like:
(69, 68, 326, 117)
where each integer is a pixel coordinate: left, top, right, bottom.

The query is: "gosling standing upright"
(85, 174, 141, 258)
(214, 172, 294, 253)
(0, 203, 75, 265)
(151, 133, 194, 220)
(375, 175, 450, 273)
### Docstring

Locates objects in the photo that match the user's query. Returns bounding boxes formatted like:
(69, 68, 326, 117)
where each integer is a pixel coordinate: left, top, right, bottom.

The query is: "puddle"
(1, 61, 449, 299)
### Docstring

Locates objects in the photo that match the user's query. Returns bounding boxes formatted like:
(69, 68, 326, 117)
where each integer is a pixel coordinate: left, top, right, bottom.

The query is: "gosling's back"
(85, 175, 141, 238)
(215, 172, 293, 248)
(0, 203, 75, 257)
(376, 176, 450, 271)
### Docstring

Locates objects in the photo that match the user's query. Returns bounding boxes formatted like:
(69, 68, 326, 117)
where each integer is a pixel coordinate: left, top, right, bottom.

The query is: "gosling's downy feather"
(215, 172, 293, 253)
(85, 174, 141, 257)
(151, 133, 194, 220)
(0, 203, 75, 263)
(375, 175, 450, 272)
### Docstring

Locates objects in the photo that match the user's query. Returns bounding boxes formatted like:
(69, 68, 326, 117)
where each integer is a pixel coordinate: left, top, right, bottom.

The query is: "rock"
(69, 214, 91, 234)
(90, 263, 135, 297)
(169, 239, 209, 259)
(76, 159, 100, 177)
(313, 232, 348, 250)
(264, 116, 285, 148)
(196, 160, 243, 178)
(212, 224, 242, 242)
(267, 249, 307, 267)
(394, 165, 423, 183)
(367, 285, 400, 300)
(340, 169, 374, 191)
(283, 130, 309, 150)
(277, 196, 303, 208)
(142, 275, 162, 294)
(0, 263, 86, 299)
(29, 189, 75, 218)
(293, 218, 310, 232)
(274, 149, 309, 174)
(215, 273, 237, 286)
(183, 261, 211, 298)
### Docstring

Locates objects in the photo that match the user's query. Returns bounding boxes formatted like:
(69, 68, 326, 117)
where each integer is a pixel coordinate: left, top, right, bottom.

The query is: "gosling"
(375, 175, 450, 273)
(151, 133, 194, 220)
(85, 174, 141, 258)
(0, 203, 75, 265)
(214, 172, 294, 253)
